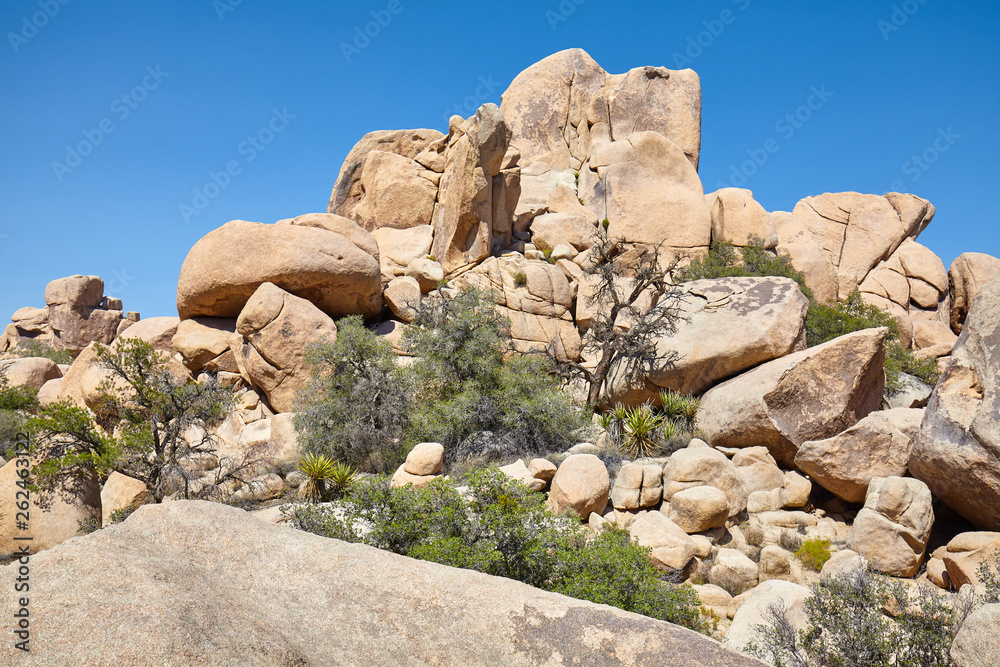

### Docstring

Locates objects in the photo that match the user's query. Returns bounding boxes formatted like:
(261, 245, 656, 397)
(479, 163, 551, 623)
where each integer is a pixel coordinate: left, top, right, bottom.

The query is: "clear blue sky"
(2, 0, 998, 320)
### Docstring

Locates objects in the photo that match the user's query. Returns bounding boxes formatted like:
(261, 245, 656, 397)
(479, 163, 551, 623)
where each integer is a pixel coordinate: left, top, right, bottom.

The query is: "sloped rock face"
(176, 219, 382, 320)
(230, 283, 337, 413)
(607, 277, 808, 403)
(451, 254, 581, 360)
(697, 328, 887, 466)
(500, 48, 701, 172)
(909, 278, 1000, 530)
(949, 252, 1000, 334)
(0, 501, 764, 666)
(791, 192, 934, 302)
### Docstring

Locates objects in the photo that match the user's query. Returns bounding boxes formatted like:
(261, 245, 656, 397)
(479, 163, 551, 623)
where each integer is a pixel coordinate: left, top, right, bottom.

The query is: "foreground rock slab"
(0, 501, 764, 666)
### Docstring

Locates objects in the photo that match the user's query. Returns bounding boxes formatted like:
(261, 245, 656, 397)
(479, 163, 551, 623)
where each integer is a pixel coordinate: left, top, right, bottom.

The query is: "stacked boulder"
(392, 443, 445, 488)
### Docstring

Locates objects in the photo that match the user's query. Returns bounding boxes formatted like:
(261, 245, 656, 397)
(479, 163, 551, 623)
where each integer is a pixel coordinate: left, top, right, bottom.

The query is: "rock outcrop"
(176, 219, 382, 320)
(0, 501, 764, 666)
(948, 252, 1000, 334)
(846, 476, 933, 577)
(697, 328, 887, 466)
(909, 278, 1000, 530)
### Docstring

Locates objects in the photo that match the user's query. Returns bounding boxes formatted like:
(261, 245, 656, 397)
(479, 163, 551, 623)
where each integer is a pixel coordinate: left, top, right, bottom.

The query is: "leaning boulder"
(176, 219, 382, 320)
(698, 328, 887, 466)
(949, 252, 1000, 334)
(909, 278, 1000, 530)
(846, 476, 933, 577)
(546, 454, 609, 519)
(230, 283, 337, 413)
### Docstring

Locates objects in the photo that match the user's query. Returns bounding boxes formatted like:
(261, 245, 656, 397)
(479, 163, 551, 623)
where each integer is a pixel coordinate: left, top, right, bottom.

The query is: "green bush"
(747, 564, 963, 667)
(7, 340, 75, 365)
(794, 538, 831, 571)
(295, 316, 411, 473)
(675, 238, 941, 394)
(290, 469, 706, 632)
(0, 373, 38, 458)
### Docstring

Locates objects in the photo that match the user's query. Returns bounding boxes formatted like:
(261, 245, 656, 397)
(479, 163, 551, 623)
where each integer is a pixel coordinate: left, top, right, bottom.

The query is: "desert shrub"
(290, 469, 706, 632)
(659, 389, 700, 432)
(8, 340, 75, 365)
(747, 564, 959, 667)
(743, 522, 766, 548)
(794, 537, 830, 571)
(618, 404, 665, 459)
(0, 373, 38, 457)
(404, 288, 587, 467)
(295, 316, 411, 473)
(296, 453, 355, 503)
(675, 238, 941, 394)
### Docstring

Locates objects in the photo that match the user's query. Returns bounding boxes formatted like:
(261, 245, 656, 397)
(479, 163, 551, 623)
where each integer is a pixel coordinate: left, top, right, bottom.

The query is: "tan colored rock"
(451, 254, 581, 360)
(926, 554, 950, 589)
(404, 443, 444, 476)
(780, 471, 812, 508)
(352, 151, 437, 231)
(732, 447, 785, 496)
(0, 456, 101, 558)
(909, 279, 1000, 529)
(500, 48, 701, 171)
(276, 213, 380, 259)
(794, 408, 923, 503)
(172, 317, 237, 371)
(725, 580, 811, 654)
(118, 316, 180, 353)
(547, 454, 610, 520)
(231, 283, 337, 413)
(385, 276, 422, 323)
(582, 132, 710, 251)
(942, 532, 1000, 588)
(663, 445, 747, 517)
(528, 458, 557, 481)
(792, 192, 933, 300)
(610, 462, 644, 510)
(176, 219, 382, 320)
(772, 210, 840, 304)
(44, 274, 122, 353)
(404, 258, 445, 293)
(847, 476, 933, 577)
(267, 413, 301, 468)
(530, 211, 598, 253)
(328, 128, 444, 219)
(36, 377, 61, 406)
(698, 328, 887, 466)
(913, 320, 957, 353)
(709, 188, 776, 247)
(0, 357, 61, 390)
(499, 459, 547, 492)
(949, 252, 1000, 334)
(608, 277, 808, 404)
(627, 510, 697, 571)
(709, 548, 758, 595)
(0, 500, 763, 666)
(372, 225, 434, 279)
(747, 489, 782, 514)
(100, 472, 150, 525)
(759, 545, 795, 580)
(667, 485, 729, 533)
(952, 603, 1000, 667)
(390, 465, 439, 488)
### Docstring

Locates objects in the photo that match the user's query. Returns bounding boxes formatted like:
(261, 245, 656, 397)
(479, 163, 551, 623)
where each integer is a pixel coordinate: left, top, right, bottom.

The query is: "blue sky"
(1, 0, 998, 320)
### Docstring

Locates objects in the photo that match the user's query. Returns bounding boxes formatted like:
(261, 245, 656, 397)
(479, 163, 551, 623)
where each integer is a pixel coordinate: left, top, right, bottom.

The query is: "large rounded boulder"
(176, 220, 382, 320)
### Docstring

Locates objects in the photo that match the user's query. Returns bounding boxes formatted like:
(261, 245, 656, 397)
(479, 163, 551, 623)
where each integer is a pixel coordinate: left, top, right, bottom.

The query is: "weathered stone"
(949, 252, 1000, 333)
(627, 510, 697, 571)
(663, 446, 747, 517)
(390, 465, 439, 489)
(547, 454, 610, 520)
(698, 328, 887, 466)
(942, 532, 1000, 589)
(499, 459, 547, 492)
(528, 458, 558, 482)
(667, 485, 729, 533)
(372, 225, 434, 279)
(771, 210, 840, 305)
(0, 501, 763, 666)
(0, 455, 101, 558)
(404, 257, 445, 293)
(952, 603, 1000, 667)
(708, 188, 776, 247)
(351, 151, 438, 231)
(230, 283, 337, 413)
(780, 471, 812, 508)
(172, 317, 237, 371)
(404, 443, 444, 476)
(794, 408, 923, 503)
(732, 447, 785, 496)
(847, 476, 933, 577)
(0, 357, 61, 390)
(176, 220, 382, 320)
(709, 549, 759, 595)
(725, 580, 811, 654)
(384, 276, 422, 323)
(100, 472, 150, 525)
(909, 279, 1000, 529)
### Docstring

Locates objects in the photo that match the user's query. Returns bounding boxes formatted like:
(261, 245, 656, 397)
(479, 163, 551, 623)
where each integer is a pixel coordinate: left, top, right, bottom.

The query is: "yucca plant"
(619, 404, 664, 459)
(327, 461, 357, 499)
(659, 389, 700, 432)
(297, 453, 338, 503)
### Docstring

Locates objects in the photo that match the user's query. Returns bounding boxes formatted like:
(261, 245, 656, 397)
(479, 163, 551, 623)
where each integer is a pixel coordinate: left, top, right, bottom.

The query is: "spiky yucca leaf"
(297, 453, 338, 503)
(619, 404, 664, 459)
